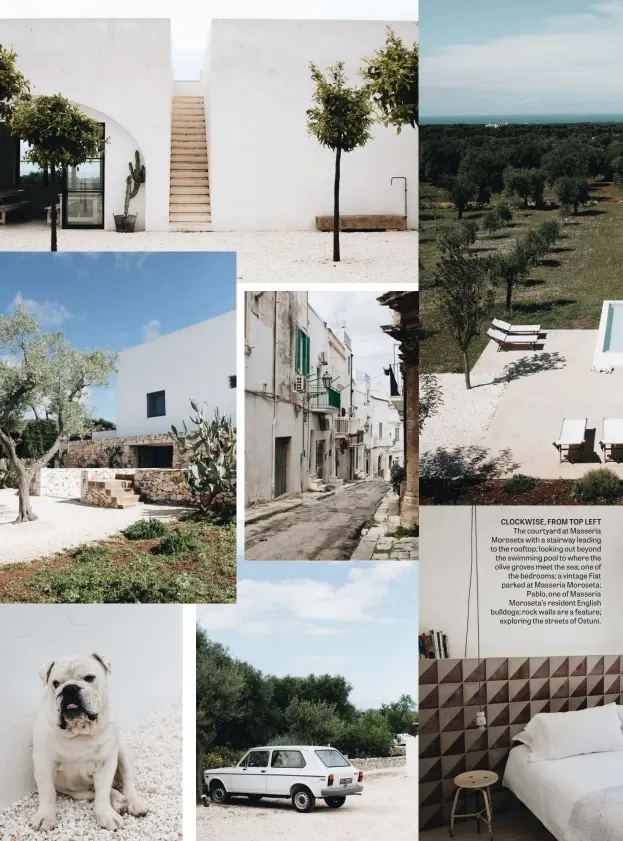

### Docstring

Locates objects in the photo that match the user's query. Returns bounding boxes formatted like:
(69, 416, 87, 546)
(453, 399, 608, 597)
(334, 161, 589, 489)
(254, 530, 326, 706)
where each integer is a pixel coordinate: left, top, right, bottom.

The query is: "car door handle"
(260, 770, 266, 773)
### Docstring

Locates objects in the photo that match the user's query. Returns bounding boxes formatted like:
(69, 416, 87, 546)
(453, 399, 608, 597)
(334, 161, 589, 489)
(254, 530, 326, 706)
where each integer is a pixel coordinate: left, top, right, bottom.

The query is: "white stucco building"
(0, 18, 417, 232)
(244, 291, 401, 505)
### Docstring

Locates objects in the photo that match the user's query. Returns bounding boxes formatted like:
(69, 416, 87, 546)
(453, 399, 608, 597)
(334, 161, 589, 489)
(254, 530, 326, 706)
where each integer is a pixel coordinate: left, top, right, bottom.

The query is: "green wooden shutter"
(304, 333, 310, 375)
(295, 327, 301, 373)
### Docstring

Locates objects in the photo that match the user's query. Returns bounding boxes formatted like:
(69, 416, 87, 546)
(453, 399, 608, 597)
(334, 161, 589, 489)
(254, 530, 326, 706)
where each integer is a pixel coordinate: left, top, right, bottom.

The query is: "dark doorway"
(274, 437, 290, 498)
(137, 445, 173, 468)
(315, 439, 325, 480)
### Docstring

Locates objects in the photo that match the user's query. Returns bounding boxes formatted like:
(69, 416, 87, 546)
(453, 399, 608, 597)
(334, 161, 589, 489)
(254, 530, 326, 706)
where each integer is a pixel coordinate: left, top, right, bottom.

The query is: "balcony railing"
(309, 387, 341, 411)
(336, 417, 360, 436)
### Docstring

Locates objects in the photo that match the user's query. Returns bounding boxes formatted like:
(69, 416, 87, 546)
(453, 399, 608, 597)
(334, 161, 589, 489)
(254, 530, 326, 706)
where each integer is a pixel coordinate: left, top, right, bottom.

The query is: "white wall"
(205, 19, 418, 231)
(420, 507, 623, 659)
(0, 605, 181, 810)
(2, 19, 172, 230)
(116, 311, 237, 437)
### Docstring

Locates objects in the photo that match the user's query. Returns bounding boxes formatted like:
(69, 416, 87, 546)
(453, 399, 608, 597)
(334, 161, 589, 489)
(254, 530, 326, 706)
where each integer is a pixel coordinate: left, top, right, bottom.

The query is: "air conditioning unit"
(293, 375, 308, 393)
(319, 351, 328, 365)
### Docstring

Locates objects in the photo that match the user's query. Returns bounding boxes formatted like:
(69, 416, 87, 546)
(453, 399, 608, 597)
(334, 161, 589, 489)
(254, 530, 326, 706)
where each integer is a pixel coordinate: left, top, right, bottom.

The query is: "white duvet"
(503, 745, 623, 841)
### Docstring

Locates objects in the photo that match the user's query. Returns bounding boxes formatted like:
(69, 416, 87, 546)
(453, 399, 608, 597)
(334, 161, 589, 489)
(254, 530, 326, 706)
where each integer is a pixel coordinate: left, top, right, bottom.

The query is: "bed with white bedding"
(504, 744, 623, 841)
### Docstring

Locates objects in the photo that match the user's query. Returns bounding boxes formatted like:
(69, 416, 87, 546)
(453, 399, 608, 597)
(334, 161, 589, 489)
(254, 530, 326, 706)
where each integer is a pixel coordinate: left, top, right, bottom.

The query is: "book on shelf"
(419, 630, 450, 659)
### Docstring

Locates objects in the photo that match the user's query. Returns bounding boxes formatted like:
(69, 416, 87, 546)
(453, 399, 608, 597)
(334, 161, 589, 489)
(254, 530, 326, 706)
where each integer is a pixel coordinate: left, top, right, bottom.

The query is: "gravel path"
(0, 702, 182, 840)
(0, 226, 418, 284)
(0, 491, 188, 565)
(197, 768, 416, 841)
(420, 373, 508, 453)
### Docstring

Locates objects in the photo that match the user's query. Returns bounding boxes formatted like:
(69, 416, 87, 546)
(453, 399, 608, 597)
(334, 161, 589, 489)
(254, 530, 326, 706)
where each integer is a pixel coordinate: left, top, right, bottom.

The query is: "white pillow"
(525, 703, 623, 762)
(512, 730, 533, 748)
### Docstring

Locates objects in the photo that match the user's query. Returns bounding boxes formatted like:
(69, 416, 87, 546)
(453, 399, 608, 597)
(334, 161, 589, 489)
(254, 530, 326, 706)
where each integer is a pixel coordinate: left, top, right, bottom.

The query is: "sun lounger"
(553, 418, 587, 463)
(492, 318, 542, 335)
(599, 418, 623, 462)
(486, 327, 540, 351)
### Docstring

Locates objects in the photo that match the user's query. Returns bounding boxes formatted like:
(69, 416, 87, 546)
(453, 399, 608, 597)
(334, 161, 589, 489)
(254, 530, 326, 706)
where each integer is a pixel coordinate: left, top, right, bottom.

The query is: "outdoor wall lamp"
(321, 372, 332, 390)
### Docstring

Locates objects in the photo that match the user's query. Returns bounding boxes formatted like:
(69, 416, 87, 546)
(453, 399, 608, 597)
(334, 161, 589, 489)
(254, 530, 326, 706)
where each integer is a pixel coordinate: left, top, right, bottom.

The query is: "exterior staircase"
(84, 474, 140, 509)
(169, 96, 211, 230)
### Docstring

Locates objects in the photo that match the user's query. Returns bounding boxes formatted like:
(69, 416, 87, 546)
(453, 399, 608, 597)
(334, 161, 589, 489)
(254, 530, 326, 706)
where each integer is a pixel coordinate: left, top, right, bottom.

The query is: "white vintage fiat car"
(205, 745, 364, 812)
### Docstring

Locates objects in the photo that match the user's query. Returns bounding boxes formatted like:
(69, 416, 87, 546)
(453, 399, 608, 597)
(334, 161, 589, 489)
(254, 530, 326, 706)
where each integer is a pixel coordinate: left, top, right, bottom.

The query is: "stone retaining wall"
(32, 467, 137, 499)
(356, 756, 406, 771)
(65, 434, 190, 468)
(134, 469, 193, 504)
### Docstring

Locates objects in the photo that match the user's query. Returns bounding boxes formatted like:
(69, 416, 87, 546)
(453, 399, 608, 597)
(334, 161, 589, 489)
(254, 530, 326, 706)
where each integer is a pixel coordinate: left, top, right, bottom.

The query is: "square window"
(147, 390, 166, 418)
(229, 375, 237, 388)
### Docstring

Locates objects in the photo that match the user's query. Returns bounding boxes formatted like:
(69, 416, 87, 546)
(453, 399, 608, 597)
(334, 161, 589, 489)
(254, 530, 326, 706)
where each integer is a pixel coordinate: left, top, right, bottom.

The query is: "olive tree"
(0, 302, 117, 523)
(10, 95, 106, 252)
(307, 62, 373, 262)
(361, 27, 418, 130)
(0, 44, 30, 121)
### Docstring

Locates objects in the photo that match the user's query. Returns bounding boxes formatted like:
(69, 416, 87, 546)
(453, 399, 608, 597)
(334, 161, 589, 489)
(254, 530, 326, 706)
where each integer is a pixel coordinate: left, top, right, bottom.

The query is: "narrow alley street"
(244, 480, 389, 560)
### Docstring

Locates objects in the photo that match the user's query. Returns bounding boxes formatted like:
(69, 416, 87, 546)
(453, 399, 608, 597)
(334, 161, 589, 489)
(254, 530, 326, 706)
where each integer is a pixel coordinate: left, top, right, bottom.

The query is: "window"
(379, 422, 383, 439)
(146, 390, 166, 418)
(271, 750, 306, 769)
(245, 751, 270, 768)
(229, 375, 237, 388)
(19, 141, 46, 186)
(394, 427, 400, 442)
(64, 122, 105, 229)
(295, 327, 310, 375)
(315, 749, 350, 768)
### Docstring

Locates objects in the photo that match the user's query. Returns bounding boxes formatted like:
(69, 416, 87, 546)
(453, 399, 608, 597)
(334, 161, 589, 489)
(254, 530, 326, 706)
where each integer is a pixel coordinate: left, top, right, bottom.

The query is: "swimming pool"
(594, 301, 623, 370)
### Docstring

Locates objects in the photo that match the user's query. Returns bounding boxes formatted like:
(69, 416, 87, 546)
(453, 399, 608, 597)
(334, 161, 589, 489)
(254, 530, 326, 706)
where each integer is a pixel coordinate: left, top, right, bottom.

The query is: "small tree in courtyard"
(361, 27, 418, 130)
(307, 62, 373, 262)
(0, 44, 30, 121)
(0, 303, 117, 523)
(11, 95, 106, 252)
(435, 250, 492, 389)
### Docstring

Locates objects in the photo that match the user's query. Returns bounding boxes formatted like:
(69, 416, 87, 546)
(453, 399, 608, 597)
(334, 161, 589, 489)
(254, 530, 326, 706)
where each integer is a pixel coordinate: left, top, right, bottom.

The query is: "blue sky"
(0, 252, 235, 421)
(197, 561, 417, 710)
(421, 0, 623, 118)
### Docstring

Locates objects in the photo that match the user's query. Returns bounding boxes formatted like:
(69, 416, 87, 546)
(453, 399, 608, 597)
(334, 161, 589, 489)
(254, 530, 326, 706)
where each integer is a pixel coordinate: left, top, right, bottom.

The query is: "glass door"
(63, 123, 105, 229)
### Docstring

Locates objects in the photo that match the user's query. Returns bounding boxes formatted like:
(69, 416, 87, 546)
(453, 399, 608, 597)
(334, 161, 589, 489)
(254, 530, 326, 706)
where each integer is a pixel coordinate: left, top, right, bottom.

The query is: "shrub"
(390, 463, 405, 494)
(122, 518, 166, 540)
(501, 474, 538, 496)
(152, 529, 202, 556)
(73, 545, 109, 564)
(204, 747, 243, 770)
(572, 469, 623, 503)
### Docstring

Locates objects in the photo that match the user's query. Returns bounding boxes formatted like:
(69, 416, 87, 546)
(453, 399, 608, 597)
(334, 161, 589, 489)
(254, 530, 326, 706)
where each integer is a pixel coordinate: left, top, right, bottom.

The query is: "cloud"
(9, 291, 72, 328)
(197, 563, 413, 635)
(141, 319, 161, 342)
(423, 1, 623, 97)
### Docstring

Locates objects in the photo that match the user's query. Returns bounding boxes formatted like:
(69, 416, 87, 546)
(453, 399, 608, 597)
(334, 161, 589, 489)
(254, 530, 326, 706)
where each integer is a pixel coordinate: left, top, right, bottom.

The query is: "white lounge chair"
(492, 318, 542, 335)
(486, 327, 540, 351)
(599, 419, 623, 462)
(553, 418, 587, 463)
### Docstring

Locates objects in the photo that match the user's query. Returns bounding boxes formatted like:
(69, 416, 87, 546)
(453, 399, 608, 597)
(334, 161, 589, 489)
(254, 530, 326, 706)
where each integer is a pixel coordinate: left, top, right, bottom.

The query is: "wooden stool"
(450, 770, 498, 839)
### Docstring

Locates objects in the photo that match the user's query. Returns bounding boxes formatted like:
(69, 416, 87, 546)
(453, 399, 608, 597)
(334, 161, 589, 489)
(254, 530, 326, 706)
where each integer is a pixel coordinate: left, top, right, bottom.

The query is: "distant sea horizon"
(421, 113, 623, 125)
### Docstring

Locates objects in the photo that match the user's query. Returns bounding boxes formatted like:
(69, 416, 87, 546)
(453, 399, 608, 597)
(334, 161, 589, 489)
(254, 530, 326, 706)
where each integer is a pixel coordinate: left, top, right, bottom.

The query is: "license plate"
(339, 778, 352, 785)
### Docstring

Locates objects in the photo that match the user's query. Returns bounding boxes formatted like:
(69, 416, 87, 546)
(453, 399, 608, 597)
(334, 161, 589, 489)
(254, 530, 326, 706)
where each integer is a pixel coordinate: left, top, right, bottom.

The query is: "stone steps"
(84, 478, 140, 509)
(169, 95, 210, 228)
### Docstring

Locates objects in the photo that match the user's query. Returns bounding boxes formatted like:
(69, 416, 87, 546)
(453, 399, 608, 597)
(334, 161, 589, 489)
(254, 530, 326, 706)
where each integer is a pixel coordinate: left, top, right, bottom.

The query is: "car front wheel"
(292, 787, 316, 813)
(325, 796, 346, 808)
(210, 782, 229, 804)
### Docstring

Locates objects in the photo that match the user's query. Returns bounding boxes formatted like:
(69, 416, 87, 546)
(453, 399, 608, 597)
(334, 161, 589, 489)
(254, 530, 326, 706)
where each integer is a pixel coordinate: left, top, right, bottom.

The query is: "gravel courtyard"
(0, 225, 418, 284)
(0, 490, 188, 565)
(197, 768, 416, 841)
(0, 702, 182, 840)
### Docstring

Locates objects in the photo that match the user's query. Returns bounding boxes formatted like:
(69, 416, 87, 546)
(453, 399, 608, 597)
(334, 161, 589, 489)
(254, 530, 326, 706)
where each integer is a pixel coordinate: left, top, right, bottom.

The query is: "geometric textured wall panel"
(419, 656, 623, 831)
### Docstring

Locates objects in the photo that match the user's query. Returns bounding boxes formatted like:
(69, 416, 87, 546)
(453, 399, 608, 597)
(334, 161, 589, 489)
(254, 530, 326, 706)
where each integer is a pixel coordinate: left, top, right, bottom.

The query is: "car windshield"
(315, 749, 350, 768)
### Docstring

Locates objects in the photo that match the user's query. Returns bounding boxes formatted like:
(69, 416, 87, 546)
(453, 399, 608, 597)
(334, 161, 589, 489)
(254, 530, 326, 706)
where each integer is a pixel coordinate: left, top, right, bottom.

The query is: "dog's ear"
(91, 653, 111, 675)
(39, 660, 55, 686)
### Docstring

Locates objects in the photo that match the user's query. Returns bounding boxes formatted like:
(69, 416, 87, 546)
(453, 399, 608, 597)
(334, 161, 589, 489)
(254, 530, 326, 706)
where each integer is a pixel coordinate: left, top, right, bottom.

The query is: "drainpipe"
(270, 292, 277, 500)
(391, 176, 408, 224)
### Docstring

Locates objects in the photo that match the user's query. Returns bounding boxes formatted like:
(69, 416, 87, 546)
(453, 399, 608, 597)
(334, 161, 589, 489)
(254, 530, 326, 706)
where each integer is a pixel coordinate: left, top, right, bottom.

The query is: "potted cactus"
(114, 149, 145, 232)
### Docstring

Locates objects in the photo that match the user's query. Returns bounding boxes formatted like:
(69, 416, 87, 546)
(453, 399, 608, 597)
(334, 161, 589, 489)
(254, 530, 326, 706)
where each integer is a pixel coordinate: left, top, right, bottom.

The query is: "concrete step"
(173, 96, 203, 104)
(170, 177, 210, 186)
(169, 214, 212, 223)
(172, 130, 206, 138)
(170, 163, 209, 171)
(171, 152, 208, 161)
(170, 185, 211, 195)
(169, 196, 211, 206)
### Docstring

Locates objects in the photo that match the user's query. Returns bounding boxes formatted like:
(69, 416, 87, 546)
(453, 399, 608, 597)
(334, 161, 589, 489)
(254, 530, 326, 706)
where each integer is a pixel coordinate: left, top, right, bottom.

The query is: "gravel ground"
(0, 490, 188, 565)
(420, 373, 508, 453)
(197, 768, 416, 841)
(0, 225, 418, 284)
(0, 702, 181, 841)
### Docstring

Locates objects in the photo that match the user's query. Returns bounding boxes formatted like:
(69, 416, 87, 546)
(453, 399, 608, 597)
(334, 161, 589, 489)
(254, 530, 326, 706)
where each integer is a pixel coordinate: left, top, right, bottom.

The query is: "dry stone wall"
(134, 469, 193, 504)
(31, 468, 137, 499)
(65, 435, 191, 468)
(31, 466, 192, 506)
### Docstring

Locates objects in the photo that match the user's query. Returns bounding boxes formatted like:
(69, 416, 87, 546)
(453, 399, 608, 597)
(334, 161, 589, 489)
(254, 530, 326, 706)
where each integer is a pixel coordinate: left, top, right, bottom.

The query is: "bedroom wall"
(419, 506, 623, 658)
(419, 654, 623, 831)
